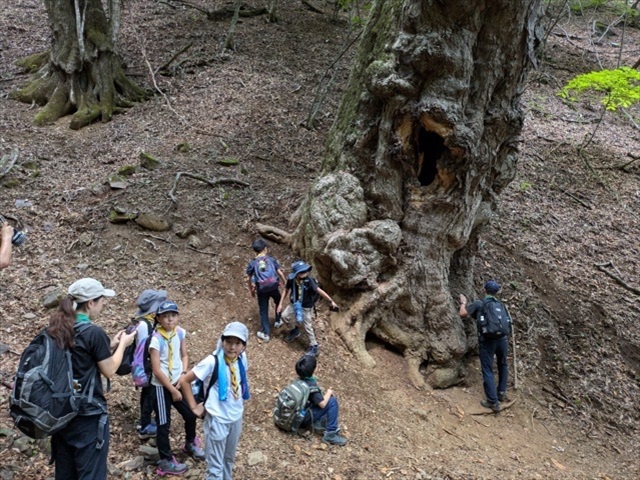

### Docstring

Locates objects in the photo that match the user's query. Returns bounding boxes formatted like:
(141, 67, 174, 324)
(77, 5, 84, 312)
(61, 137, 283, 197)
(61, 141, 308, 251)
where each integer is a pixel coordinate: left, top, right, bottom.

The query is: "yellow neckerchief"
(156, 326, 178, 380)
(294, 278, 305, 303)
(224, 355, 240, 399)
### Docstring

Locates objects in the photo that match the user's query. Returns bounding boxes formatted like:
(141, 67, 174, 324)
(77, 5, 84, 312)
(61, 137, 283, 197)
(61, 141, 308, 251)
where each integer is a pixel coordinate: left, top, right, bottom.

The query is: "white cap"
(222, 321, 248, 343)
(68, 278, 116, 303)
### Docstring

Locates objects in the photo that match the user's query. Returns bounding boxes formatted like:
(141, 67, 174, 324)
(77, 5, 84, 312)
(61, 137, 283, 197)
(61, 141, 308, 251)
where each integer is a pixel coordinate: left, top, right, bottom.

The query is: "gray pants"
(281, 304, 317, 345)
(204, 414, 243, 480)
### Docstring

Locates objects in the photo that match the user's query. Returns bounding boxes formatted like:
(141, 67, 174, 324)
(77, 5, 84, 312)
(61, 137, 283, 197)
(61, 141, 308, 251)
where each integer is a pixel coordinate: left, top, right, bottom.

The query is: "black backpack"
(192, 355, 219, 405)
(116, 317, 152, 376)
(10, 324, 100, 439)
(477, 298, 511, 339)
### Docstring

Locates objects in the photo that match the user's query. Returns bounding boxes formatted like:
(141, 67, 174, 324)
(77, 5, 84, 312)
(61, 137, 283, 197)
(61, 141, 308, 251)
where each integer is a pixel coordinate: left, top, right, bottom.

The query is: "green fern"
(559, 67, 640, 111)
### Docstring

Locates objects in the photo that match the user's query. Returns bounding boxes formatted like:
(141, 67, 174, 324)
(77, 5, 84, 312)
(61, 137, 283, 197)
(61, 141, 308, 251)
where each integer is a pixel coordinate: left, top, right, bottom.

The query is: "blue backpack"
(253, 256, 279, 293)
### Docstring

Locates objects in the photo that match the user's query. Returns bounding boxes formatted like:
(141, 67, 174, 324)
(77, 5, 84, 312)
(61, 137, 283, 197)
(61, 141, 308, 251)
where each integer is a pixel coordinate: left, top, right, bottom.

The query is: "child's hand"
(171, 386, 182, 402)
(276, 305, 282, 314)
(192, 403, 205, 418)
(459, 294, 467, 305)
(326, 388, 334, 397)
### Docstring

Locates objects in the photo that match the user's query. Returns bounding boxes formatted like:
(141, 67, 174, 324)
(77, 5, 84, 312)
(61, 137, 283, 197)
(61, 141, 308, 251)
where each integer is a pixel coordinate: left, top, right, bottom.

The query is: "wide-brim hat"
(136, 289, 167, 316)
(288, 260, 312, 279)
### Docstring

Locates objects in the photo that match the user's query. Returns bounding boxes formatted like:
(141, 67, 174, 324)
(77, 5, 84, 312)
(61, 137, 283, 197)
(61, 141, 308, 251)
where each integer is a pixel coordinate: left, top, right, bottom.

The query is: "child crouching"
(180, 322, 250, 480)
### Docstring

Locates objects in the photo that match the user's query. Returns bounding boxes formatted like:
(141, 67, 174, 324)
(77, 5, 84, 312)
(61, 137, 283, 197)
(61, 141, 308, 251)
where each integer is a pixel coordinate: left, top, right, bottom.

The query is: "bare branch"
(595, 262, 640, 296)
(168, 171, 249, 204)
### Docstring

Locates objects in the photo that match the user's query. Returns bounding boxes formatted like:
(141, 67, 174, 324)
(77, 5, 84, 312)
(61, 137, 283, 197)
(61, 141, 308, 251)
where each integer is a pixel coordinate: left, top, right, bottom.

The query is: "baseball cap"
(156, 301, 179, 315)
(68, 278, 116, 303)
(222, 321, 248, 343)
(136, 289, 167, 316)
(484, 280, 501, 295)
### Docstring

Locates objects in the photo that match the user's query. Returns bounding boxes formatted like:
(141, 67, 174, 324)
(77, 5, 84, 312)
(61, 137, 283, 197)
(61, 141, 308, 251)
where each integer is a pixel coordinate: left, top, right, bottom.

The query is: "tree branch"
(594, 262, 640, 296)
(168, 171, 249, 204)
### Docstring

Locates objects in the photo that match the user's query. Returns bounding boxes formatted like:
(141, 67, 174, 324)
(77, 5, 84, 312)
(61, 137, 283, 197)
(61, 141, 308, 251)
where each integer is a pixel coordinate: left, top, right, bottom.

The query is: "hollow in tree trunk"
(291, 0, 540, 388)
(11, 0, 147, 130)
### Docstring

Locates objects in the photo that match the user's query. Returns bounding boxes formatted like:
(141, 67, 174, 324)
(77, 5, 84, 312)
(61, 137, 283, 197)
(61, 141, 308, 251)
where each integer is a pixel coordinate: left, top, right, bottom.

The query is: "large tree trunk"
(11, 0, 147, 130)
(291, 0, 540, 388)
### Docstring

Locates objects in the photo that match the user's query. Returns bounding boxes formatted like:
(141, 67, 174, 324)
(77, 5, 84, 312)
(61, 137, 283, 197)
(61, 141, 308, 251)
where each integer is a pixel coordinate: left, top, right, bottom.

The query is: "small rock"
(77, 263, 89, 271)
(176, 143, 190, 153)
(109, 181, 127, 190)
(117, 456, 145, 471)
(22, 313, 36, 320)
(139, 152, 161, 170)
(247, 450, 266, 466)
(109, 209, 137, 224)
(42, 287, 65, 309)
(217, 157, 239, 166)
(0, 428, 15, 438)
(118, 165, 137, 176)
(187, 235, 203, 249)
(79, 232, 92, 246)
(139, 445, 159, 461)
(173, 224, 196, 239)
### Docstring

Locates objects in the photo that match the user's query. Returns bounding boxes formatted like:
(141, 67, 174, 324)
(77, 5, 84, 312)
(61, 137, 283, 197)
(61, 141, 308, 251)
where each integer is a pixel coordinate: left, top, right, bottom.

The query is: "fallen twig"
(594, 261, 640, 296)
(168, 172, 249, 204)
(188, 246, 218, 256)
(301, 0, 325, 14)
(156, 42, 193, 74)
(143, 238, 158, 250)
(558, 188, 592, 209)
(138, 232, 175, 247)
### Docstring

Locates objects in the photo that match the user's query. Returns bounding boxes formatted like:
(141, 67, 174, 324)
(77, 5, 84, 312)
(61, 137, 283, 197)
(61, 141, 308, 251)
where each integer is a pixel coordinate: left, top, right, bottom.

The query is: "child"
(150, 301, 205, 476)
(180, 322, 250, 480)
(295, 354, 347, 446)
(134, 289, 166, 439)
(245, 239, 286, 342)
(276, 260, 338, 356)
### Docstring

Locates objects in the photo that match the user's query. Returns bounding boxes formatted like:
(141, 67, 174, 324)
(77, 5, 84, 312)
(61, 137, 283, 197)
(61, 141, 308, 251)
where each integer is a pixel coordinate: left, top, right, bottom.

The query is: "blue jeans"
(310, 396, 340, 433)
(257, 288, 281, 335)
(478, 335, 509, 404)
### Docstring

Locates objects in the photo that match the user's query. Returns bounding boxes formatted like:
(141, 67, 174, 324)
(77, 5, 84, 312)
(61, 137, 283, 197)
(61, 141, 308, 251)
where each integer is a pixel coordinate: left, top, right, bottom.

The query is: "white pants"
(204, 414, 243, 480)
(281, 304, 317, 345)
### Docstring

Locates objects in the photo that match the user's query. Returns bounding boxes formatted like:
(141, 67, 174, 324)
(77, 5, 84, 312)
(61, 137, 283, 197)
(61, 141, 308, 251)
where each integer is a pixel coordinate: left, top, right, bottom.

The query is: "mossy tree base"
(11, 0, 148, 129)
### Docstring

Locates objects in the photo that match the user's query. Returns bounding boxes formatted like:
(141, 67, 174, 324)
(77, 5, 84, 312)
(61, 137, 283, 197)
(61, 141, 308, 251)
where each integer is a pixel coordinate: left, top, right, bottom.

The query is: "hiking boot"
(183, 438, 205, 460)
(284, 327, 301, 343)
(322, 431, 347, 446)
(498, 392, 508, 402)
(256, 331, 270, 342)
(306, 344, 319, 356)
(138, 423, 157, 440)
(480, 399, 500, 413)
(273, 319, 284, 329)
(156, 458, 188, 476)
(312, 421, 326, 433)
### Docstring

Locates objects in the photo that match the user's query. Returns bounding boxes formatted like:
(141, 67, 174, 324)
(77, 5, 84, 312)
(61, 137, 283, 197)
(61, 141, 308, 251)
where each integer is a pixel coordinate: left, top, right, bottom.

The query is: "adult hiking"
(245, 239, 286, 343)
(459, 280, 512, 413)
(48, 278, 136, 479)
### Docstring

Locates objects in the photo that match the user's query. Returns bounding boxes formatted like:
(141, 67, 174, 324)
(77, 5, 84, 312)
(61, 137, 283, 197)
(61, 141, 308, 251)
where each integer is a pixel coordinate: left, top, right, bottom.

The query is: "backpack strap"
(201, 355, 219, 405)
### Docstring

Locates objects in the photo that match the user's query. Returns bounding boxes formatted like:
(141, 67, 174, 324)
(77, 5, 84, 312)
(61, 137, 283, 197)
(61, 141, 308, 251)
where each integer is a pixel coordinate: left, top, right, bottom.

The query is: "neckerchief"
(156, 326, 178, 381)
(224, 355, 240, 399)
(75, 313, 91, 324)
(294, 279, 305, 303)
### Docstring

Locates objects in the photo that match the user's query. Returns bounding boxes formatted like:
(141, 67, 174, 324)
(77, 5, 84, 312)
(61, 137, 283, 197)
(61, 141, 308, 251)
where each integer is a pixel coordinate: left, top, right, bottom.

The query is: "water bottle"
(294, 301, 304, 324)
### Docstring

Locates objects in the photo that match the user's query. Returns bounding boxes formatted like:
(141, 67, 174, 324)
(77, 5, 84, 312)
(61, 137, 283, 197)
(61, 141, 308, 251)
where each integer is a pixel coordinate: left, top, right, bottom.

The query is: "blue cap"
(156, 301, 179, 315)
(289, 260, 312, 279)
(484, 280, 501, 295)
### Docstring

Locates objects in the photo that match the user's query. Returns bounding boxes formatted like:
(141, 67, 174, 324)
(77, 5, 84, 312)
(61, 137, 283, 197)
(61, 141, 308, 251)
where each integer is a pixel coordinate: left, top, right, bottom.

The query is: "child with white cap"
(180, 321, 250, 480)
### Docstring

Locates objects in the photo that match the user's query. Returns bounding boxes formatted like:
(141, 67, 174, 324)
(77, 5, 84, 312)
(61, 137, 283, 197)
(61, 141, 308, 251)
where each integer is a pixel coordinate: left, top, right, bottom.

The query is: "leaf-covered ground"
(1, 1, 639, 479)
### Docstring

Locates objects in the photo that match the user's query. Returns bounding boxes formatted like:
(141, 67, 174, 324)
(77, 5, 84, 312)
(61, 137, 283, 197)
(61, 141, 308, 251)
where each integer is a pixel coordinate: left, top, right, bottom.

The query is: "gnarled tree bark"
(11, 0, 147, 129)
(291, 0, 540, 388)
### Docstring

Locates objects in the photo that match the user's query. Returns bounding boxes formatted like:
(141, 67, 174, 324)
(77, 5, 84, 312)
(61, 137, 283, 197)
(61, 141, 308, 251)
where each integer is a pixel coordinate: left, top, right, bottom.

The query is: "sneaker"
(498, 391, 508, 402)
(256, 331, 270, 342)
(156, 458, 188, 476)
(322, 431, 347, 446)
(480, 399, 500, 413)
(138, 423, 157, 440)
(183, 438, 205, 460)
(306, 344, 319, 356)
(312, 422, 326, 433)
(284, 327, 301, 343)
(273, 319, 284, 329)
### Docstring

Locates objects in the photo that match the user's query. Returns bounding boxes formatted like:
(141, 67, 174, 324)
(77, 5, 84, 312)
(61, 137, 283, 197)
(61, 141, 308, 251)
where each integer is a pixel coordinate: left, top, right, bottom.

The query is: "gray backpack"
(273, 379, 317, 433)
(10, 324, 99, 439)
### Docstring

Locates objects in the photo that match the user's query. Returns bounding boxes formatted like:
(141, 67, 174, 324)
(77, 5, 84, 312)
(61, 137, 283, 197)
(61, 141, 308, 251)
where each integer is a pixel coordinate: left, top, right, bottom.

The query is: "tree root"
(168, 172, 249, 204)
(595, 261, 640, 296)
(255, 223, 291, 245)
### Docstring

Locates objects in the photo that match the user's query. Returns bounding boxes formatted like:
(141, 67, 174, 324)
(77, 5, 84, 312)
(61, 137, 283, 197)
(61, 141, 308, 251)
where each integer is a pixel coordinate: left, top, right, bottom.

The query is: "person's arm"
(277, 268, 286, 284)
(317, 388, 334, 409)
(0, 223, 14, 269)
(179, 370, 206, 418)
(459, 294, 469, 318)
(151, 347, 182, 401)
(277, 287, 290, 313)
(179, 338, 189, 387)
(98, 329, 136, 379)
(317, 287, 338, 310)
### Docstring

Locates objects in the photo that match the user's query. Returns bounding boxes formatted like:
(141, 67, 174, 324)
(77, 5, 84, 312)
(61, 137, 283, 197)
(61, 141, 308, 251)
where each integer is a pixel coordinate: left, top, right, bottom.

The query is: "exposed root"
(255, 223, 292, 245)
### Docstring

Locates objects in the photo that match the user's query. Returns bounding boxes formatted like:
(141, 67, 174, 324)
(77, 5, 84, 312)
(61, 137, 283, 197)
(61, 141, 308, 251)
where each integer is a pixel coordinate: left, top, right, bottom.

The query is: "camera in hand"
(329, 305, 340, 312)
(125, 323, 138, 335)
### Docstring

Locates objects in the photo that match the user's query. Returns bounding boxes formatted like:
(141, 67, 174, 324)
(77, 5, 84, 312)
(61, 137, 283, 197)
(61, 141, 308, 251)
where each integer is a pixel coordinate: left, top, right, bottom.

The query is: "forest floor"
(1, 1, 639, 479)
